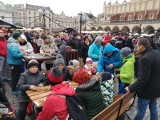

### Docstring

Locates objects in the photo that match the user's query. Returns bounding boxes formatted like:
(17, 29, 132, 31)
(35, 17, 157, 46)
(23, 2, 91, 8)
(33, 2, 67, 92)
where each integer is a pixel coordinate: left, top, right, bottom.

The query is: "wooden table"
(66, 49, 78, 65)
(26, 81, 78, 108)
(23, 53, 56, 70)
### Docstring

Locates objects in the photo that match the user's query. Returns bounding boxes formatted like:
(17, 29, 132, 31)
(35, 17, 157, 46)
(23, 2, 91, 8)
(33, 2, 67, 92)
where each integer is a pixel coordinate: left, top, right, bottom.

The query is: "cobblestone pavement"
(4, 81, 160, 120)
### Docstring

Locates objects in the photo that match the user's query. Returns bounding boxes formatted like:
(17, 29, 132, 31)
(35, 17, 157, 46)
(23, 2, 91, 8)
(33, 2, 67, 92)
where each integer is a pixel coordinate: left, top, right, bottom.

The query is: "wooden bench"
(92, 92, 136, 120)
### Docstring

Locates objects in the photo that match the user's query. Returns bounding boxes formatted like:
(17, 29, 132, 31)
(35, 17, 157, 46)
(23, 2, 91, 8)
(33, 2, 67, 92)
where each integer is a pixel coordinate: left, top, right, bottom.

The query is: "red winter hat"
(48, 67, 63, 84)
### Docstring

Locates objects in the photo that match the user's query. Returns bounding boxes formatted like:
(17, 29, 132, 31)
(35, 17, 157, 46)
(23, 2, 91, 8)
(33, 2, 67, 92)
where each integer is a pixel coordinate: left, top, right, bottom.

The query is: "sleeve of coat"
(129, 58, 151, 92)
(97, 56, 105, 72)
(58, 45, 65, 55)
(113, 52, 122, 68)
(17, 74, 31, 92)
(88, 45, 99, 59)
(11, 46, 24, 58)
(120, 62, 134, 79)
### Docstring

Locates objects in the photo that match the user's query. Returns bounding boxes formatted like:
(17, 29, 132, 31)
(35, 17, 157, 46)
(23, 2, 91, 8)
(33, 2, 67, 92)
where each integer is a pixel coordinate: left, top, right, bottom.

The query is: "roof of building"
(26, 3, 54, 14)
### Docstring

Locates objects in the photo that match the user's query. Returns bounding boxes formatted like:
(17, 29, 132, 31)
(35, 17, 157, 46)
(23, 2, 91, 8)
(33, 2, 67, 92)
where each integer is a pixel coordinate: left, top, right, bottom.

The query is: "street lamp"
(78, 12, 82, 35)
(38, 7, 49, 28)
(139, 23, 142, 34)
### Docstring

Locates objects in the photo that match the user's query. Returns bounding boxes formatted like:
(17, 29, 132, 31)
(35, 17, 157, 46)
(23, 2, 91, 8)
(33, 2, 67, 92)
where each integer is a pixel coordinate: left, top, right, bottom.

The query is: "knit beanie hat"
(27, 59, 39, 69)
(101, 72, 112, 82)
(54, 54, 65, 66)
(13, 32, 21, 40)
(48, 67, 63, 84)
(86, 57, 93, 64)
(55, 38, 62, 43)
(95, 36, 103, 43)
(69, 59, 80, 67)
(120, 47, 131, 57)
(73, 69, 91, 85)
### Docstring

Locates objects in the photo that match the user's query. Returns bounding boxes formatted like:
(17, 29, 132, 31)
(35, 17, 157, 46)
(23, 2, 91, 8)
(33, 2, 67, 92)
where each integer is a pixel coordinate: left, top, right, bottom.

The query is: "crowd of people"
(0, 28, 160, 120)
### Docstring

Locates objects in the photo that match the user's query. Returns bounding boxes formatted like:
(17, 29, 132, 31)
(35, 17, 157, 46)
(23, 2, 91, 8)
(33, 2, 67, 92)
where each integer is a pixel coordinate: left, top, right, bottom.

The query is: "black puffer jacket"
(17, 70, 47, 102)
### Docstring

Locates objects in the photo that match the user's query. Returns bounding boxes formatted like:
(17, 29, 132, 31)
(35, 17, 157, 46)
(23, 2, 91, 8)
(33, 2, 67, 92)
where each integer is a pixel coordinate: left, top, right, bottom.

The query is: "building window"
(34, 12, 36, 16)
(105, 17, 107, 20)
(28, 11, 31, 15)
(120, 16, 123, 21)
(138, 15, 142, 20)
(150, 13, 154, 19)
(23, 12, 25, 16)
(19, 12, 21, 15)
(128, 15, 131, 21)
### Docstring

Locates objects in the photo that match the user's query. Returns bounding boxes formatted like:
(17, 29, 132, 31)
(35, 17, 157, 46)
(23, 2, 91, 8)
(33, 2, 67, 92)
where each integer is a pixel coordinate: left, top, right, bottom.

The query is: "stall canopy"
(0, 20, 23, 29)
(63, 28, 78, 34)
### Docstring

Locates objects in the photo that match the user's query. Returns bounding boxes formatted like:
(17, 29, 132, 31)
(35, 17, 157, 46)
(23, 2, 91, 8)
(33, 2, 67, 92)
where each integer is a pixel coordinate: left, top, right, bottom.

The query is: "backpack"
(52, 94, 87, 120)
(66, 95, 87, 120)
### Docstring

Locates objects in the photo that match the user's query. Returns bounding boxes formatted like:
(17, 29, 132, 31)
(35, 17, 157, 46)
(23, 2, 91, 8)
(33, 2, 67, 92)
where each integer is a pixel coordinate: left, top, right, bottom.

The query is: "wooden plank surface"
(26, 82, 78, 107)
(23, 53, 55, 62)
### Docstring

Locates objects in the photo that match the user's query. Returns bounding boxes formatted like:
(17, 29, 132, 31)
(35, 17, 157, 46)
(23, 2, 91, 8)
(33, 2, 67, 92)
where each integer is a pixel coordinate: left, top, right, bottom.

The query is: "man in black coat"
(125, 38, 160, 120)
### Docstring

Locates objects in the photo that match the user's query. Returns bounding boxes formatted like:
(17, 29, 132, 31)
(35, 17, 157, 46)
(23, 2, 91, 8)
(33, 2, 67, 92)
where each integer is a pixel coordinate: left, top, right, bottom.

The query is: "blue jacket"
(97, 44, 122, 73)
(7, 37, 24, 65)
(88, 42, 103, 62)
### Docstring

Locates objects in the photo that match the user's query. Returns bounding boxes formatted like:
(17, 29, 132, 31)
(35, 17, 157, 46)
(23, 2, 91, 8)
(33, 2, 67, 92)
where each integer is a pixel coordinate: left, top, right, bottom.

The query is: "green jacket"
(119, 54, 135, 84)
(76, 77, 106, 120)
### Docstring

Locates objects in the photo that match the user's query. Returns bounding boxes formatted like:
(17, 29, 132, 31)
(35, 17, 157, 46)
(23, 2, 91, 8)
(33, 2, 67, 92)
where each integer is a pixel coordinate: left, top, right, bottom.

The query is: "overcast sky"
(1, 0, 130, 16)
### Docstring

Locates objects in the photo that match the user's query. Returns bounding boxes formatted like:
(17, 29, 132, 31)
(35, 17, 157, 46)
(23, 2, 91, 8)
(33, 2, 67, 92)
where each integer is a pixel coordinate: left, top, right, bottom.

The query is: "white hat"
(21, 34, 27, 41)
(69, 59, 80, 66)
(86, 57, 93, 64)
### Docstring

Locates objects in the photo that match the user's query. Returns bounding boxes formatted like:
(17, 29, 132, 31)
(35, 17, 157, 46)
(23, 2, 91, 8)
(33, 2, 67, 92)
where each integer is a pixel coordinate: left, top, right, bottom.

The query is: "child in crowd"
(17, 59, 47, 120)
(115, 47, 135, 94)
(84, 57, 96, 75)
(54, 54, 71, 81)
(98, 72, 114, 106)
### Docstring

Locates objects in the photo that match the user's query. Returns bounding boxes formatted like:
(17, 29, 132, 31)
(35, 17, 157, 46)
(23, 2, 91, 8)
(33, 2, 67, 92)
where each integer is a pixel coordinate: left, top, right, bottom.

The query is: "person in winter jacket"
(37, 67, 75, 120)
(24, 32, 33, 43)
(7, 32, 26, 92)
(103, 33, 111, 47)
(73, 69, 106, 120)
(55, 38, 67, 63)
(40, 35, 58, 70)
(17, 59, 47, 120)
(19, 34, 34, 73)
(19, 34, 33, 54)
(0, 29, 7, 83)
(98, 72, 114, 106)
(83, 57, 96, 75)
(88, 36, 103, 67)
(115, 47, 135, 94)
(125, 38, 160, 120)
(97, 43, 122, 74)
(54, 54, 71, 81)
(81, 36, 90, 64)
